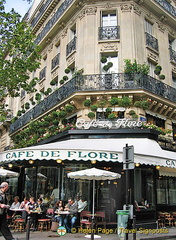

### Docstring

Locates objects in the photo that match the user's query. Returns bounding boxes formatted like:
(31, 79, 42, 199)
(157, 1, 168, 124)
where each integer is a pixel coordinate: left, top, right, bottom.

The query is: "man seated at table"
(64, 197, 78, 233)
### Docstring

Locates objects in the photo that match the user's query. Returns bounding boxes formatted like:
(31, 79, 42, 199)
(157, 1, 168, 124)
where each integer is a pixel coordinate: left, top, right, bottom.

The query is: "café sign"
(1, 150, 119, 162)
(76, 118, 143, 130)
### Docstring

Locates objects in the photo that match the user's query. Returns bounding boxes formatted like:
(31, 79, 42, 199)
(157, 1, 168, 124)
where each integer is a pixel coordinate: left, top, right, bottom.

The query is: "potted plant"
(90, 104, 98, 112)
(118, 96, 132, 108)
(159, 74, 165, 80)
(110, 97, 119, 106)
(108, 113, 116, 120)
(65, 104, 74, 113)
(88, 112, 95, 119)
(59, 79, 64, 85)
(84, 99, 91, 107)
(65, 68, 71, 74)
(58, 110, 67, 119)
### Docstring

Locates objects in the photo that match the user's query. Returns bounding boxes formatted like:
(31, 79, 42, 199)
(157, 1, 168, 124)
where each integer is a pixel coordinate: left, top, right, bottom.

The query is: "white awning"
(159, 167, 176, 177)
(0, 138, 175, 168)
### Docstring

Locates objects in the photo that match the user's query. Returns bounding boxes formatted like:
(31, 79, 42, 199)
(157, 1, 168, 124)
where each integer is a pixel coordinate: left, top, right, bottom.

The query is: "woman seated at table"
(36, 198, 47, 218)
(53, 200, 64, 226)
(8, 196, 21, 217)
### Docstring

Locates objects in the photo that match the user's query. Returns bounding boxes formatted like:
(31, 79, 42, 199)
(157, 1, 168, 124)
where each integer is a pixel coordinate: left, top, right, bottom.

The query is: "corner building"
(0, 0, 176, 228)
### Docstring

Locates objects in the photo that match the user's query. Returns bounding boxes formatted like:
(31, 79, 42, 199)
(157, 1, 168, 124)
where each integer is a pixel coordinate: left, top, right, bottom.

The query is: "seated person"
(8, 196, 21, 217)
(36, 198, 46, 218)
(26, 197, 38, 231)
(53, 200, 64, 226)
(19, 197, 29, 220)
(78, 197, 87, 213)
(64, 197, 78, 232)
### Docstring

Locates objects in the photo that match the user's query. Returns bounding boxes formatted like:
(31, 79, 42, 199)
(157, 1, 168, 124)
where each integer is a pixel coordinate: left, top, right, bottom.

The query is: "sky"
(4, 0, 33, 17)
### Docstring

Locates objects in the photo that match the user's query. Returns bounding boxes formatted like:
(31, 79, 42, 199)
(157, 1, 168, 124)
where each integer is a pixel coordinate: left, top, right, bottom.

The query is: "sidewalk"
(0, 227, 175, 240)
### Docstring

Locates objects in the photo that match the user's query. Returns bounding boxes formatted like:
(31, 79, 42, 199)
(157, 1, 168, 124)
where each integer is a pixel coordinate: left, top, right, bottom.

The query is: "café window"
(134, 168, 155, 210)
(157, 177, 176, 204)
(146, 114, 165, 128)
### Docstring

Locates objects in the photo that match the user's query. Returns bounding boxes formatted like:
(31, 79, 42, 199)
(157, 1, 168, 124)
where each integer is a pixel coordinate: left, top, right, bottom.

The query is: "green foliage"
(58, 111, 67, 119)
(59, 79, 64, 85)
(154, 68, 161, 75)
(50, 79, 57, 86)
(35, 93, 42, 101)
(25, 102, 30, 109)
(118, 96, 132, 108)
(88, 112, 95, 119)
(63, 76, 68, 81)
(159, 74, 165, 80)
(90, 104, 98, 112)
(110, 97, 119, 106)
(100, 56, 107, 63)
(84, 99, 91, 107)
(0, 0, 41, 103)
(65, 68, 71, 74)
(106, 107, 112, 113)
(134, 99, 151, 110)
(124, 59, 149, 75)
(108, 113, 116, 119)
(51, 111, 59, 119)
(129, 110, 136, 116)
(65, 104, 74, 113)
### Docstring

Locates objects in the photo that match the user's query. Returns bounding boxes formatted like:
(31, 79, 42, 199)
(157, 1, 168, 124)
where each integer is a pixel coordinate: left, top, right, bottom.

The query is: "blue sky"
(4, 0, 33, 17)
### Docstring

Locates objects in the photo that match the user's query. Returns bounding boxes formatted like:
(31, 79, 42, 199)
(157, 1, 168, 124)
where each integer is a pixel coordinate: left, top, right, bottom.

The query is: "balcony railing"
(66, 36, 76, 56)
(145, 32, 159, 52)
(154, 0, 176, 18)
(169, 47, 176, 63)
(51, 53, 60, 70)
(10, 73, 176, 134)
(98, 26, 120, 40)
(39, 66, 46, 81)
(35, 0, 74, 45)
(31, 0, 53, 27)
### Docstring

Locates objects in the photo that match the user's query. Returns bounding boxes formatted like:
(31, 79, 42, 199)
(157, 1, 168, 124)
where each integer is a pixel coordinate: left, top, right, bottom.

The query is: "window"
(97, 109, 124, 120)
(172, 74, 176, 88)
(148, 61, 156, 78)
(145, 19, 153, 35)
(101, 53, 118, 74)
(169, 38, 176, 51)
(146, 114, 165, 128)
(101, 11, 117, 27)
(157, 177, 176, 204)
(134, 168, 155, 209)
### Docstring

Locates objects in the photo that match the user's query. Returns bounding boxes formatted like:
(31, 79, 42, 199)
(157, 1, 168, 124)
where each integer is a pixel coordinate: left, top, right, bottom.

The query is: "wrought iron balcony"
(51, 53, 60, 70)
(145, 32, 159, 52)
(66, 36, 76, 56)
(169, 47, 176, 63)
(10, 73, 176, 134)
(98, 26, 120, 40)
(39, 66, 46, 81)
(31, 0, 53, 27)
(35, 0, 74, 45)
(154, 0, 176, 18)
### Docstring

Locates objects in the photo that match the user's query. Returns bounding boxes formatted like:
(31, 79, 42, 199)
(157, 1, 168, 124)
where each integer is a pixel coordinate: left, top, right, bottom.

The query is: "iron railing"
(145, 32, 159, 52)
(66, 36, 76, 56)
(35, 0, 75, 45)
(98, 26, 120, 40)
(154, 0, 176, 18)
(10, 73, 176, 133)
(51, 53, 60, 70)
(39, 66, 46, 81)
(169, 47, 176, 63)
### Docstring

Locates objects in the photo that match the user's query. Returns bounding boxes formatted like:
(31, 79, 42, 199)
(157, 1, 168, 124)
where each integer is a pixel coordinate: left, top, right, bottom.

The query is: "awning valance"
(159, 167, 176, 177)
(0, 138, 175, 168)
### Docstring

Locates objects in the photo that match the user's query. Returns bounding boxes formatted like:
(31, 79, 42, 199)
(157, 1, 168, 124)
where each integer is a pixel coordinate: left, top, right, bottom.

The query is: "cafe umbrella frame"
(67, 167, 121, 239)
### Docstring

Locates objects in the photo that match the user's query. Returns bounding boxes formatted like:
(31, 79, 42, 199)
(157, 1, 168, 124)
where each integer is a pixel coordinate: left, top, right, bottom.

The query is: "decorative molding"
(147, 51, 158, 64)
(157, 22, 166, 33)
(59, 22, 66, 29)
(160, 15, 167, 23)
(61, 28, 68, 38)
(104, 3, 114, 9)
(100, 43, 118, 52)
(86, 7, 97, 15)
(51, 69, 59, 80)
(172, 66, 176, 74)
(120, 4, 133, 12)
(79, 9, 86, 19)
(133, 4, 141, 16)
(47, 43, 53, 53)
(66, 54, 75, 66)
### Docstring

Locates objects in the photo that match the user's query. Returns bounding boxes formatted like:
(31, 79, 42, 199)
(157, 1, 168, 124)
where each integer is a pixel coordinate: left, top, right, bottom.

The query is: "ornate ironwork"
(31, 0, 53, 27)
(39, 66, 46, 81)
(66, 36, 76, 56)
(169, 47, 176, 63)
(51, 53, 60, 70)
(98, 26, 120, 40)
(35, 0, 75, 45)
(145, 32, 159, 52)
(10, 73, 176, 134)
(154, 0, 176, 18)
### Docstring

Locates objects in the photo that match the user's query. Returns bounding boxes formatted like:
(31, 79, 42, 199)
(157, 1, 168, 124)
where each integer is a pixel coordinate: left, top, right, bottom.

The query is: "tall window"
(101, 11, 117, 27)
(101, 53, 118, 74)
(145, 19, 153, 35)
(157, 177, 176, 204)
(148, 61, 156, 77)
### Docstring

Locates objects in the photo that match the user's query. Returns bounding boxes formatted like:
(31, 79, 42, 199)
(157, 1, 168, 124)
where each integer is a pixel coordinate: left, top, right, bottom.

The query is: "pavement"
(0, 227, 176, 240)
